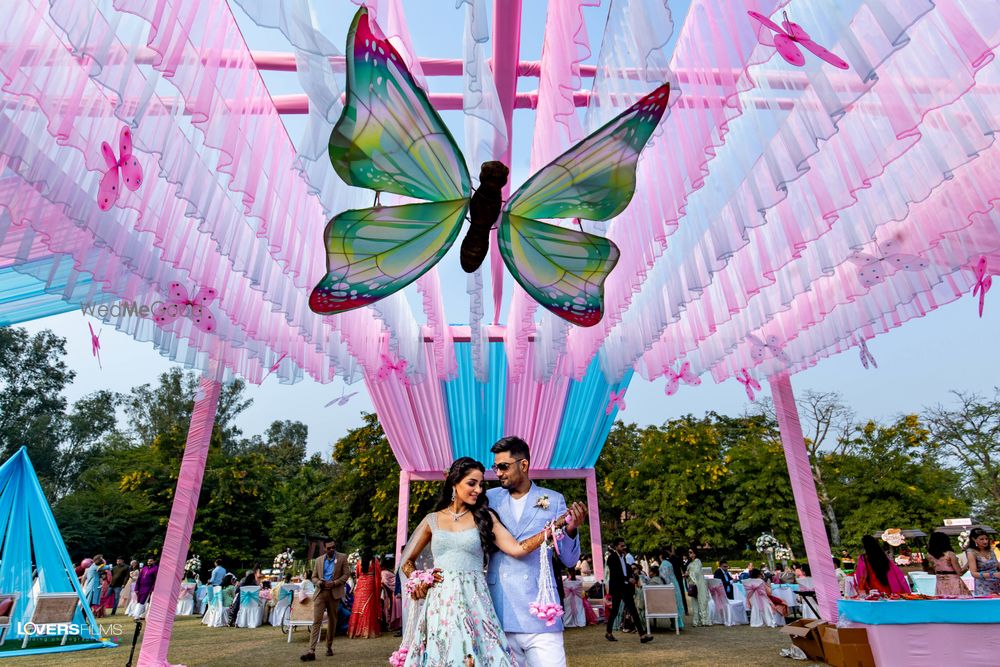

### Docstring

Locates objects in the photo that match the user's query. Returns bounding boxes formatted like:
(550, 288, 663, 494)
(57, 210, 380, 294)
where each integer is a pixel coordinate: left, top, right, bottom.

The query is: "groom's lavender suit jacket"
(486, 484, 580, 633)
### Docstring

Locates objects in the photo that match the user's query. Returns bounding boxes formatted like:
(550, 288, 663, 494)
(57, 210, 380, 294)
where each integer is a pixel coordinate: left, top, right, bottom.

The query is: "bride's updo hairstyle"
(435, 457, 497, 565)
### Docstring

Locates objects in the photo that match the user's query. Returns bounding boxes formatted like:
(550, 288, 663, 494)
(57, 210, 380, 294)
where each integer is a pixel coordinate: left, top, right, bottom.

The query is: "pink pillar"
(396, 470, 411, 562)
(585, 469, 604, 581)
(138, 375, 222, 667)
(770, 374, 840, 622)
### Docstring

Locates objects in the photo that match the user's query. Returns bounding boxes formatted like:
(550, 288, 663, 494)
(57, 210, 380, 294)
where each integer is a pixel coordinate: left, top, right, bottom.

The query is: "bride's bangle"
(401, 559, 416, 578)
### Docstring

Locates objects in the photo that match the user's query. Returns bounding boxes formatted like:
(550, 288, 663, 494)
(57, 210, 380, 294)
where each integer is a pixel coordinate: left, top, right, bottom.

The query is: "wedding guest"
(605, 538, 653, 643)
(714, 560, 735, 600)
(220, 574, 237, 608)
(579, 557, 593, 577)
(228, 570, 257, 627)
(657, 556, 684, 631)
(685, 548, 710, 626)
(301, 539, 349, 662)
(854, 535, 910, 596)
(208, 558, 227, 587)
(667, 546, 688, 614)
(739, 561, 755, 581)
(632, 563, 650, 628)
(110, 558, 130, 615)
(833, 558, 847, 594)
(133, 557, 159, 617)
(348, 547, 382, 638)
(965, 528, 1000, 596)
(99, 561, 115, 615)
(83, 556, 103, 616)
(745, 569, 788, 618)
(927, 531, 970, 597)
(120, 560, 139, 614)
(380, 556, 400, 632)
(562, 568, 588, 628)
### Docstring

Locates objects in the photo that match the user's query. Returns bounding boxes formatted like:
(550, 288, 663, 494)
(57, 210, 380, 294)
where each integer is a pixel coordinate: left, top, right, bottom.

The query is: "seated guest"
(714, 559, 735, 599)
(797, 563, 813, 589)
(778, 565, 796, 584)
(927, 531, 970, 597)
(739, 562, 755, 581)
(220, 574, 237, 607)
(228, 570, 256, 626)
(854, 535, 910, 596)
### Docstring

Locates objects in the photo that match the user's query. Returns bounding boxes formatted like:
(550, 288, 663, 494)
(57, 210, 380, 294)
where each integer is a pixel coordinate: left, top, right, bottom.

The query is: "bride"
(394, 457, 566, 667)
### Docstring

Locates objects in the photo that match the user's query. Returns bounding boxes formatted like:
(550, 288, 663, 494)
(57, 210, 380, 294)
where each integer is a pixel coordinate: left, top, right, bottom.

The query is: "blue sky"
(18, 1, 1000, 455)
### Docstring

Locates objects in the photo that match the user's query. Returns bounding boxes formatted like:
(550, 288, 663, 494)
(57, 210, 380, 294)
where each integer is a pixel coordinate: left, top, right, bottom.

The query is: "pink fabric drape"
(138, 373, 221, 667)
(504, 345, 571, 469)
(770, 374, 839, 622)
(584, 469, 604, 581)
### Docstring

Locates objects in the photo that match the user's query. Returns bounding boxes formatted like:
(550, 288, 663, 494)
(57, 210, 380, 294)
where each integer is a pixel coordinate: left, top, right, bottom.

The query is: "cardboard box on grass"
(780, 618, 827, 661)
(819, 624, 875, 667)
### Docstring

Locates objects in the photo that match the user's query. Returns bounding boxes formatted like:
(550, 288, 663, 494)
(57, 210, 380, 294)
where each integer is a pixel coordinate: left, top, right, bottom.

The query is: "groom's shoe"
(640, 635, 654, 644)
(605, 633, 617, 642)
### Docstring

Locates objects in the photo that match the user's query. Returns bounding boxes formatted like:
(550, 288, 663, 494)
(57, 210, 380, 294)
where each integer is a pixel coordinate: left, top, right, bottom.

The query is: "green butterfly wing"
(498, 82, 671, 326)
(329, 7, 470, 202)
(310, 200, 469, 315)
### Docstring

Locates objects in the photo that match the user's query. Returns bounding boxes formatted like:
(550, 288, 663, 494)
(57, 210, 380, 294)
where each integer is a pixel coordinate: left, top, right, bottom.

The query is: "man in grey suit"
(486, 436, 587, 667)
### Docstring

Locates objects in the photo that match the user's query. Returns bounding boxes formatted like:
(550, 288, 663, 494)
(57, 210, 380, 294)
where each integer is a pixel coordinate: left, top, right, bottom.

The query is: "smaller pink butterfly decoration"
(88, 322, 102, 369)
(848, 239, 929, 288)
(663, 361, 701, 396)
(377, 354, 410, 387)
(606, 389, 627, 415)
(857, 337, 877, 370)
(747, 333, 790, 365)
(261, 353, 287, 382)
(748, 10, 849, 70)
(972, 256, 991, 318)
(736, 369, 761, 401)
(98, 126, 143, 211)
(325, 388, 358, 408)
(153, 282, 218, 333)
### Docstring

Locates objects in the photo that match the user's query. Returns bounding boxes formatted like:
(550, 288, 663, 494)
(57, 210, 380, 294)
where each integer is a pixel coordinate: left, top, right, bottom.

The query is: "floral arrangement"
(959, 530, 970, 550)
(389, 647, 409, 667)
(185, 555, 201, 576)
(529, 601, 564, 626)
(881, 528, 905, 547)
(774, 546, 793, 561)
(404, 570, 437, 599)
(755, 533, 780, 553)
(273, 548, 294, 572)
(347, 550, 360, 573)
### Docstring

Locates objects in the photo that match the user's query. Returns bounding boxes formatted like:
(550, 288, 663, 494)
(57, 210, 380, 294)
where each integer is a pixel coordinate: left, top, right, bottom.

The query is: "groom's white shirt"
(486, 483, 580, 667)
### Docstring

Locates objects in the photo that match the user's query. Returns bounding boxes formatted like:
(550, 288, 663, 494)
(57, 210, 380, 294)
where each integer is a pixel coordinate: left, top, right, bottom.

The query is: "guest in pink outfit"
(853, 536, 910, 596)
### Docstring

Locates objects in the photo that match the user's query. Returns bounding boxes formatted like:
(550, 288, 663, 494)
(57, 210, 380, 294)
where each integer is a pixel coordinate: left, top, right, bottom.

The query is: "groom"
(486, 436, 587, 667)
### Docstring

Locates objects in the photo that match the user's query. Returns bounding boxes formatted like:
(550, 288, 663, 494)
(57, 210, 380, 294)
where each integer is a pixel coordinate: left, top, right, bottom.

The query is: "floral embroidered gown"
(397, 514, 515, 667)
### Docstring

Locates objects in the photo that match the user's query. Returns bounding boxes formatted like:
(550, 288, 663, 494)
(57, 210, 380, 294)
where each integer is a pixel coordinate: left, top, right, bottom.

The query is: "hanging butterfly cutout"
(848, 239, 929, 288)
(325, 387, 358, 408)
(857, 337, 877, 370)
(88, 322, 102, 369)
(308, 7, 672, 327)
(747, 333, 790, 365)
(376, 353, 410, 387)
(736, 369, 761, 401)
(606, 389, 627, 415)
(663, 361, 701, 396)
(152, 282, 218, 333)
(972, 256, 991, 318)
(748, 10, 849, 70)
(261, 353, 287, 382)
(98, 126, 143, 211)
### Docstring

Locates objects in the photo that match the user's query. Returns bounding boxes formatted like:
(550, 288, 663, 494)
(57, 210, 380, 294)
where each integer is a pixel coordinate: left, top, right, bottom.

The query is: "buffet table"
(838, 598, 1000, 665)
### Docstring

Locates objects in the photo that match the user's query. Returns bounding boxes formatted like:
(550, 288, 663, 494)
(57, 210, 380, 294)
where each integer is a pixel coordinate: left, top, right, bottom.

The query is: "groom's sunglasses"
(491, 458, 525, 473)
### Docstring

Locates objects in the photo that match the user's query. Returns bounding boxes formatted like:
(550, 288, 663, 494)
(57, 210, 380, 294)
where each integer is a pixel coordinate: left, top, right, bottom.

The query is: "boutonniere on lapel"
(535, 495, 550, 511)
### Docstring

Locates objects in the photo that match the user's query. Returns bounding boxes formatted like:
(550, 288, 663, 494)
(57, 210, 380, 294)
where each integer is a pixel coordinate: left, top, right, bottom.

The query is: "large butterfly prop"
(748, 10, 849, 70)
(848, 239, 929, 288)
(309, 8, 671, 327)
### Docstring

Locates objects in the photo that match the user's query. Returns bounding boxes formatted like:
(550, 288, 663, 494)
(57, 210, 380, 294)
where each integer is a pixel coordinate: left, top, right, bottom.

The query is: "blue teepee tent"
(0, 447, 115, 657)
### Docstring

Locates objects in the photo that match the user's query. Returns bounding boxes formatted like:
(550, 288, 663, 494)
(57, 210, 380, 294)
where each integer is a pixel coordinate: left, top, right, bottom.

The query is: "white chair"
(795, 577, 819, 619)
(20, 593, 81, 648)
(641, 585, 680, 635)
(235, 586, 263, 628)
(175, 583, 196, 616)
(743, 580, 785, 628)
(286, 585, 324, 643)
(561, 580, 587, 628)
(706, 579, 747, 626)
(201, 586, 228, 627)
(269, 583, 299, 628)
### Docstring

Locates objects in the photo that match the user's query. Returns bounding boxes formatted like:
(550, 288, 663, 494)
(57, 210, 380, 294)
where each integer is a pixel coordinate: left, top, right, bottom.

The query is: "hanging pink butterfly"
(377, 354, 410, 387)
(747, 333, 790, 365)
(152, 282, 218, 333)
(736, 369, 761, 401)
(325, 388, 358, 408)
(972, 256, 991, 318)
(848, 239, 929, 288)
(606, 389, 627, 416)
(857, 337, 878, 370)
(97, 126, 143, 211)
(663, 361, 701, 396)
(748, 10, 849, 70)
(261, 353, 287, 382)
(88, 322, 102, 369)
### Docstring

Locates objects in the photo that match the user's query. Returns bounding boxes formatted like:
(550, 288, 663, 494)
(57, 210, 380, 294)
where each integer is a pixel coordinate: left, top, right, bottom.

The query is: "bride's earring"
(451, 489, 456, 502)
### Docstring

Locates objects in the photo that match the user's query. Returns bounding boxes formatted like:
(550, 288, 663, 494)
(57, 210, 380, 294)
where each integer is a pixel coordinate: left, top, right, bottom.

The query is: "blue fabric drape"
(550, 356, 633, 469)
(443, 341, 506, 464)
(0, 258, 109, 325)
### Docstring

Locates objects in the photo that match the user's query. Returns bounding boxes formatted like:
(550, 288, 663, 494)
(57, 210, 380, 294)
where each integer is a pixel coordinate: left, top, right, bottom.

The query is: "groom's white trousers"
(506, 632, 566, 667)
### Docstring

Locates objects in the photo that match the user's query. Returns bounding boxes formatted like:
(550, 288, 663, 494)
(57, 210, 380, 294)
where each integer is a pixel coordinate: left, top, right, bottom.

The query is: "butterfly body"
(461, 161, 510, 273)
(311, 8, 671, 327)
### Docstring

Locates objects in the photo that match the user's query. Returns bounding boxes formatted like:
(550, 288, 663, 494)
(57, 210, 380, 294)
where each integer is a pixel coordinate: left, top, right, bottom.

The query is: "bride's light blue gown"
(401, 514, 515, 667)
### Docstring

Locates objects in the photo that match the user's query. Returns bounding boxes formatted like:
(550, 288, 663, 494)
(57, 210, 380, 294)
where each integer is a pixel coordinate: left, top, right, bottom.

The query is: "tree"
(924, 390, 1000, 525)
(59, 389, 123, 497)
(0, 327, 74, 491)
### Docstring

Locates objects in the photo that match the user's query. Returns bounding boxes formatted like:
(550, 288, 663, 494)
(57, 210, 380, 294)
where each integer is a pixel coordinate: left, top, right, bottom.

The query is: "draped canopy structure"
(2, 0, 999, 664)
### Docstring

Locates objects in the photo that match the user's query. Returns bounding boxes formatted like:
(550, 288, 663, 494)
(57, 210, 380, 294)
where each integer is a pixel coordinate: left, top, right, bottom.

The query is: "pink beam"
(585, 469, 604, 581)
(770, 374, 840, 622)
(138, 375, 221, 667)
(396, 470, 411, 563)
(406, 467, 593, 481)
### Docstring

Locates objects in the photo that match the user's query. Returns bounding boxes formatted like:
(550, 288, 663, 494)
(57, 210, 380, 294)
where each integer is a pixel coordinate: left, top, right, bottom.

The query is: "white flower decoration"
(535, 495, 550, 510)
